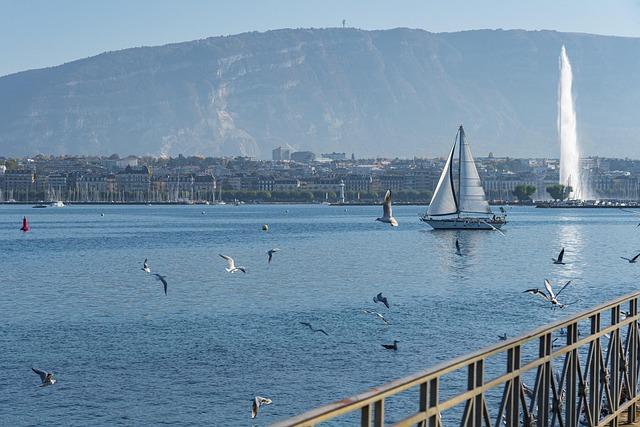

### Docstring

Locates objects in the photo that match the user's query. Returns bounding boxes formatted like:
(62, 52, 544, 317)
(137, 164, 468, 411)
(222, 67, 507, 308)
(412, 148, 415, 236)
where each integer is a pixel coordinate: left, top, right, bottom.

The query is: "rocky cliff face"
(1, 28, 640, 158)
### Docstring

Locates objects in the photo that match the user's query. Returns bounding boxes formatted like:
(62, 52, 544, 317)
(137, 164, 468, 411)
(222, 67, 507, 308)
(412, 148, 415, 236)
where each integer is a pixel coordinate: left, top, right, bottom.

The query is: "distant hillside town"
(0, 149, 639, 203)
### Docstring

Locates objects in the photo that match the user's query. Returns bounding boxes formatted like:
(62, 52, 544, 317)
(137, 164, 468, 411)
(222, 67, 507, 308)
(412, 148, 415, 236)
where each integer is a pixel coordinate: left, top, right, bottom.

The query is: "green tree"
(546, 184, 573, 201)
(512, 184, 536, 201)
(3, 158, 19, 170)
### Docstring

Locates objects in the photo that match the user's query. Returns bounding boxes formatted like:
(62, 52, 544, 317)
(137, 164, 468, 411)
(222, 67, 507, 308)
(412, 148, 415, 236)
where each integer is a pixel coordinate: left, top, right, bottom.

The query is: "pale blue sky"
(2, 0, 640, 77)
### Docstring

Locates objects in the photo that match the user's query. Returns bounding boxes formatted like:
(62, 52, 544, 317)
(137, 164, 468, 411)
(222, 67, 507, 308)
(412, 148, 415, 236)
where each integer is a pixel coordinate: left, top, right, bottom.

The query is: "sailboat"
(420, 125, 506, 230)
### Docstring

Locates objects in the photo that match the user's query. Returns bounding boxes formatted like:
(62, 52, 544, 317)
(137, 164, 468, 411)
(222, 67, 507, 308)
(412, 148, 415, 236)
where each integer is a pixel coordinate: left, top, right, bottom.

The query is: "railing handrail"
(272, 290, 640, 426)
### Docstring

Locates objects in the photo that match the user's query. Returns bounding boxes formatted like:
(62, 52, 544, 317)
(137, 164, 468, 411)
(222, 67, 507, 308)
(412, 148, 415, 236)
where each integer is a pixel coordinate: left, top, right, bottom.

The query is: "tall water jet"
(558, 45, 587, 199)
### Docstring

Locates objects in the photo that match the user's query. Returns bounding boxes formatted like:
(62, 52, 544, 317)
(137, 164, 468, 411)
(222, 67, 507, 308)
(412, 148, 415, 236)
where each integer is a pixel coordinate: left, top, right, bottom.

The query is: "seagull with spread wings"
(141, 258, 151, 273)
(621, 252, 640, 263)
(299, 322, 329, 336)
(363, 309, 391, 325)
(251, 396, 272, 419)
(373, 292, 389, 309)
(267, 248, 280, 264)
(552, 248, 566, 265)
(376, 190, 398, 227)
(32, 368, 56, 387)
(523, 279, 573, 308)
(219, 254, 246, 273)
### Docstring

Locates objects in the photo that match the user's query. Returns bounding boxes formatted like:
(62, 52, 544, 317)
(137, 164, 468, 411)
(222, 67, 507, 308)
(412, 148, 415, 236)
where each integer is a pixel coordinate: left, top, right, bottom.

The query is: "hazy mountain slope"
(1, 28, 639, 158)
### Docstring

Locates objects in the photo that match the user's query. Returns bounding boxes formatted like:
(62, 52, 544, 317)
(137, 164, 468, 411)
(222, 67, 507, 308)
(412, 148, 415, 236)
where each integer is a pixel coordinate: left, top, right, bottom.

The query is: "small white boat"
(420, 125, 506, 230)
(49, 201, 65, 208)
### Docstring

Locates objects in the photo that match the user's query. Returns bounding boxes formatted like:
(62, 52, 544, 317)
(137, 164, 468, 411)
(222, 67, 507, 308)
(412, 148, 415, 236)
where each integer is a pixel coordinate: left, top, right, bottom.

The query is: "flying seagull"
(523, 279, 573, 308)
(621, 252, 640, 263)
(376, 190, 398, 227)
(267, 248, 280, 264)
(552, 248, 566, 265)
(363, 309, 390, 325)
(32, 368, 56, 387)
(299, 321, 329, 336)
(153, 273, 168, 295)
(251, 396, 272, 419)
(373, 292, 389, 309)
(381, 340, 398, 351)
(141, 258, 151, 273)
(219, 254, 246, 273)
(455, 239, 462, 256)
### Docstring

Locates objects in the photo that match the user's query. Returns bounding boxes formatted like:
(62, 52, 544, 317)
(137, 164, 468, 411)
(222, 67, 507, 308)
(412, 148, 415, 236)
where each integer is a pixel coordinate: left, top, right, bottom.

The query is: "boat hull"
(420, 217, 505, 230)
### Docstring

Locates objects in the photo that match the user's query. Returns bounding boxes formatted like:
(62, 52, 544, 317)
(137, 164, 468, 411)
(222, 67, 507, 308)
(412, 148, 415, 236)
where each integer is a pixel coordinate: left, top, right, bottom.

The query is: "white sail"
(427, 141, 458, 216)
(458, 127, 491, 214)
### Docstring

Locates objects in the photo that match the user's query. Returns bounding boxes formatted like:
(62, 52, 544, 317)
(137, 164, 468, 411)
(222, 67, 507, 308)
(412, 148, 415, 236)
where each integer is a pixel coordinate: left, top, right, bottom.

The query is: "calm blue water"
(1, 204, 638, 425)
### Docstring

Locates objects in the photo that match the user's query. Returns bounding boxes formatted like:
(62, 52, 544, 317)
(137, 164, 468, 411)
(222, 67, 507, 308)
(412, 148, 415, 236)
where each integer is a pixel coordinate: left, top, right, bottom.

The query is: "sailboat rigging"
(420, 125, 507, 230)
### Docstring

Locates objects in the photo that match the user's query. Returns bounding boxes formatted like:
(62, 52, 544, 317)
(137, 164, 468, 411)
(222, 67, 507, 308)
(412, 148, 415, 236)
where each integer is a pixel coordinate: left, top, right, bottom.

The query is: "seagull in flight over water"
(552, 248, 566, 265)
(299, 322, 329, 336)
(381, 340, 398, 350)
(455, 239, 462, 256)
(523, 279, 573, 308)
(153, 273, 168, 295)
(251, 396, 272, 419)
(621, 252, 640, 263)
(141, 258, 151, 273)
(219, 254, 246, 273)
(32, 368, 56, 386)
(267, 248, 280, 264)
(363, 309, 390, 325)
(376, 190, 398, 227)
(373, 292, 389, 309)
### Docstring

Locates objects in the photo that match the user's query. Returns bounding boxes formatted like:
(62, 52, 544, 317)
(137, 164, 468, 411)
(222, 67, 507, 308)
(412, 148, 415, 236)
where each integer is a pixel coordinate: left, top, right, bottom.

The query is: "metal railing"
(272, 291, 640, 427)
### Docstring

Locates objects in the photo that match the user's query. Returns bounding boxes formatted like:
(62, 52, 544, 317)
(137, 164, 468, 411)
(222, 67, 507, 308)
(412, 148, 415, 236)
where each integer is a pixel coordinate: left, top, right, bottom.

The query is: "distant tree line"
(546, 184, 572, 201)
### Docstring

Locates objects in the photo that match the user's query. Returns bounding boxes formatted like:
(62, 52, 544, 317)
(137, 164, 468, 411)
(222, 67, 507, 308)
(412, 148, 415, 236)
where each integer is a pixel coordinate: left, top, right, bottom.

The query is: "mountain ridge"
(2, 27, 640, 158)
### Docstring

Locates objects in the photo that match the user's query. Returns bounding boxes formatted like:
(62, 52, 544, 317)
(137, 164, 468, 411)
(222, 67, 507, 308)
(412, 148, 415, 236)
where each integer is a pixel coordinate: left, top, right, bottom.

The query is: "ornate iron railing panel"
(272, 292, 640, 427)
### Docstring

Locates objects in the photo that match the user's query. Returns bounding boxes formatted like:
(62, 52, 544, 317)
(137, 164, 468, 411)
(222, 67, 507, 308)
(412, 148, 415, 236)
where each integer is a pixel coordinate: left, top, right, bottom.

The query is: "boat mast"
(457, 125, 464, 218)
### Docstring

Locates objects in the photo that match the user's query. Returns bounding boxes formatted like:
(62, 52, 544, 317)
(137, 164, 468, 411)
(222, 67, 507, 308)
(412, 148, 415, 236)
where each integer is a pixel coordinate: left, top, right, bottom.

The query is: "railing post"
(419, 379, 439, 427)
(374, 399, 384, 427)
(565, 322, 578, 426)
(589, 313, 602, 425)
(611, 305, 621, 427)
(628, 298, 639, 423)
(428, 378, 439, 427)
(473, 360, 484, 427)
(506, 346, 521, 426)
(461, 360, 484, 427)
(362, 404, 372, 427)
(420, 381, 428, 427)
(537, 333, 552, 427)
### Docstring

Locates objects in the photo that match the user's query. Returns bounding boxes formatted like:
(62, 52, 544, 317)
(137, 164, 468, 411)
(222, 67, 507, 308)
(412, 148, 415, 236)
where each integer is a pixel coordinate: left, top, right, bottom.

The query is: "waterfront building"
(291, 151, 316, 163)
(272, 146, 291, 161)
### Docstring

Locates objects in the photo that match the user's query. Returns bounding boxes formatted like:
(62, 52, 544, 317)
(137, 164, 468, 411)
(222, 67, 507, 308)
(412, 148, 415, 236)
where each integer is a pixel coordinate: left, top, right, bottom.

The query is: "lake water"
(1, 204, 638, 425)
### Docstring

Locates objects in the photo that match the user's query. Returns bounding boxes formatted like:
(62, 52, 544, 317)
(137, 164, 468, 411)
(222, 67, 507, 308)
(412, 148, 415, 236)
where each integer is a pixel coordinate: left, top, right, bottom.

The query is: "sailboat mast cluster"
(421, 125, 506, 230)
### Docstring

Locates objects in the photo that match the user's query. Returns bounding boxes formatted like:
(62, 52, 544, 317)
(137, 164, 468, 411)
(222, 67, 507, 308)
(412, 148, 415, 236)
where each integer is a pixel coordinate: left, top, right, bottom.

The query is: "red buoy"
(20, 216, 29, 232)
